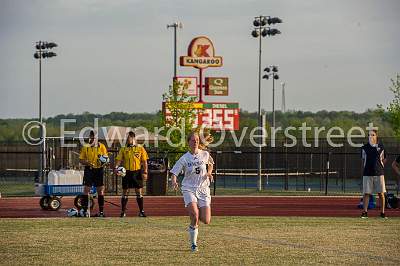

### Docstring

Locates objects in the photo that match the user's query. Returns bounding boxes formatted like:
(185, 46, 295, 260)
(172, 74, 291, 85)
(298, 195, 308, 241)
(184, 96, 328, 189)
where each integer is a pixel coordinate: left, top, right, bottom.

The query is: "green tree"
(387, 74, 400, 138)
(161, 79, 197, 162)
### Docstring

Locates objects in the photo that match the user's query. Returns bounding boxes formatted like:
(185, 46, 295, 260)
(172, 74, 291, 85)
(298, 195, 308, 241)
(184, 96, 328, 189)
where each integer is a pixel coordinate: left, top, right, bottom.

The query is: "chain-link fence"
(211, 138, 399, 195)
(0, 138, 399, 196)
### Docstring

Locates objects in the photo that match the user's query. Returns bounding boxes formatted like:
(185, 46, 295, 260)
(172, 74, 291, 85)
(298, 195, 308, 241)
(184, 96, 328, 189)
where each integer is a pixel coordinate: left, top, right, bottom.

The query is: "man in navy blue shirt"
(361, 130, 387, 218)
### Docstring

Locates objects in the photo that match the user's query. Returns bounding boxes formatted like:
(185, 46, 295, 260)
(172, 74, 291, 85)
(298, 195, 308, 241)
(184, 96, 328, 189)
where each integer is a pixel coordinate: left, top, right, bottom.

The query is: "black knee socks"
(81, 195, 88, 212)
(120, 195, 144, 212)
(98, 195, 104, 213)
(136, 196, 144, 212)
(121, 196, 128, 212)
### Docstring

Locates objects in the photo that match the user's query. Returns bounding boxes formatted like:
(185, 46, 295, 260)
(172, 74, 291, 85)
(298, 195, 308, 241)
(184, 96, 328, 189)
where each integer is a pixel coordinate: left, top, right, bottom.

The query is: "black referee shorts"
(122, 170, 143, 189)
(83, 166, 104, 187)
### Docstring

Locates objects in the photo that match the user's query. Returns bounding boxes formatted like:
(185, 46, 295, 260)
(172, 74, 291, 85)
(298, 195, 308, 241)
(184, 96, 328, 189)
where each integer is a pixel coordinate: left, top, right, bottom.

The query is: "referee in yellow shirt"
(115, 131, 149, 217)
(79, 130, 108, 217)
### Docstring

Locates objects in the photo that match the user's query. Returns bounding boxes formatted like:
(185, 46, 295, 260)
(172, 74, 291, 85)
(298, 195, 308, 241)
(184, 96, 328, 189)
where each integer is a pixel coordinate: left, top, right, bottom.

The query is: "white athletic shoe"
(191, 244, 198, 252)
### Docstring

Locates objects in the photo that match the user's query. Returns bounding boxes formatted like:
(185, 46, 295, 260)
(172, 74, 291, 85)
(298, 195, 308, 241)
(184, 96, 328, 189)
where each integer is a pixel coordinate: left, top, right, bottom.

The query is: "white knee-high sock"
(188, 225, 198, 245)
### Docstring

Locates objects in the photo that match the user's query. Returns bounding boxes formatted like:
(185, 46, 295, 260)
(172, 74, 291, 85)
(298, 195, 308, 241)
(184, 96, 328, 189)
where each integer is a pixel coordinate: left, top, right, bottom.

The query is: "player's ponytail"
(199, 131, 214, 150)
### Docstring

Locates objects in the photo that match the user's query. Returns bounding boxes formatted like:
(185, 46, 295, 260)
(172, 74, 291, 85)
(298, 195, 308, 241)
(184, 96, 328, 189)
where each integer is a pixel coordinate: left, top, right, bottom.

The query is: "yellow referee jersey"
(115, 145, 148, 171)
(79, 143, 108, 168)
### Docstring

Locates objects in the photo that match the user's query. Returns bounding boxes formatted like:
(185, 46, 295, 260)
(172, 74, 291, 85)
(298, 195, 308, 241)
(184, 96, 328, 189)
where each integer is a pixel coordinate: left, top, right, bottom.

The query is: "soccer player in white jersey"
(170, 131, 214, 252)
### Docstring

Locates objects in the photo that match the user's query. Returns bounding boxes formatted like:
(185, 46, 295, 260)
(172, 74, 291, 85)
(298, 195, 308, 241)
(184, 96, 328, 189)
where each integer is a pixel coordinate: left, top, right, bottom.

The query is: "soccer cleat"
(360, 211, 368, 219)
(138, 211, 147, 217)
(120, 212, 126, 218)
(191, 244, 198, 252)
(95, 212, 105, 218)
(380, 212, 387, 219)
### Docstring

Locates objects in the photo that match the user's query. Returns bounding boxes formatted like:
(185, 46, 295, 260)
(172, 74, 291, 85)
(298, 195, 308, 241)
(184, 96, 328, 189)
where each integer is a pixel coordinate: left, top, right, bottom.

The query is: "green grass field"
(0, 182, 35, 196)
(0, 217, 399, 265)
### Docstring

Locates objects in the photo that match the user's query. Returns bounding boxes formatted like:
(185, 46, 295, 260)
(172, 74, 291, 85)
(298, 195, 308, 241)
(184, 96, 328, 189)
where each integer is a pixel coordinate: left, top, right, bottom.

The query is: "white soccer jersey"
(170, 149, 213, 189)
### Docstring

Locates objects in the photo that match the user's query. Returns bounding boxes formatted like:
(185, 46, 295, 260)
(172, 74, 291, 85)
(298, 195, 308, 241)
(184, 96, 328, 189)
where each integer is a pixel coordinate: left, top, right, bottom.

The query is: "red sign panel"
(163, 102, 239, 131)
(196, 108, 239, 130)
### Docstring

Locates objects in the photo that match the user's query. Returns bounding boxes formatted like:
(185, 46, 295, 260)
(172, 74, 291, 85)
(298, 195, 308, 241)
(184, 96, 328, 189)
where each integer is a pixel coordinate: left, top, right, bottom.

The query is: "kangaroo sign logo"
(180, 36, 223, 69)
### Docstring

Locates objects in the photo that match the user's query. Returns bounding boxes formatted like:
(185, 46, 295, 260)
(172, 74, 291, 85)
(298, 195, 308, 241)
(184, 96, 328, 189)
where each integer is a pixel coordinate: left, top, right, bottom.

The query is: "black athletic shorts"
(122, 170, 143, 189)
(83, 166, 104, 187)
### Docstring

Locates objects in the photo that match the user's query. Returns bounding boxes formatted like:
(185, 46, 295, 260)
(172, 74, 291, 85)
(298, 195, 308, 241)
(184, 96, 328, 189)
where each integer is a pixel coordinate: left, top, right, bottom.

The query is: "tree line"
(1, 73, 399, 143)
(0, 109, 394, 142)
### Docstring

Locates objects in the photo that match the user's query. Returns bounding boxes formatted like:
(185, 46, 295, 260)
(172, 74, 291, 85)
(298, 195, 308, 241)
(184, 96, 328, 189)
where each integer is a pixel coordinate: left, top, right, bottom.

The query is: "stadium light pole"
(167, 22, 183, 78)
(263, 65, 279, 128)
(34, 41, 58, 182)
(281, 82, 286, 113)
(252, 16, 282, 191)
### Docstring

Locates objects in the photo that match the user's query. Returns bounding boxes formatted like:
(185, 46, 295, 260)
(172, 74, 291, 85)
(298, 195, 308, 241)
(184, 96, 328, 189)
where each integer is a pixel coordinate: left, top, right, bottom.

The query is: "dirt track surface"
(1, 196, 399, 218)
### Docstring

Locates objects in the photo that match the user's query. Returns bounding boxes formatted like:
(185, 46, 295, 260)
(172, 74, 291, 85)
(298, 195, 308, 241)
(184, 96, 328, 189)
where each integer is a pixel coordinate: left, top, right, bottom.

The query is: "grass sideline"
(0, 182, 35, 196)
(0, 217, 399, 265)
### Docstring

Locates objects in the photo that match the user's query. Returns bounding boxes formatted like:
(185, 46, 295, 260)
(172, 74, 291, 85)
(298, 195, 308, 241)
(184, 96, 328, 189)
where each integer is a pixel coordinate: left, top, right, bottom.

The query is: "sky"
(0, 0, 399, 119)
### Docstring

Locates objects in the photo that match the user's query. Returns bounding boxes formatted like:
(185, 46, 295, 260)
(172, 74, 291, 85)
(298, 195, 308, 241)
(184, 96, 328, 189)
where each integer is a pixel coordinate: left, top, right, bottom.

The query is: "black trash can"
(146, 158, 168, 196)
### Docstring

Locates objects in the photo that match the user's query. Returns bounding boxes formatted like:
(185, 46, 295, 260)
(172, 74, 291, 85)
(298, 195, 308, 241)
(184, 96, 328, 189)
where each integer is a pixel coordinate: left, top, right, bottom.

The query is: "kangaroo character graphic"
(194, 45, 210, 57)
